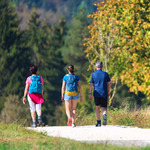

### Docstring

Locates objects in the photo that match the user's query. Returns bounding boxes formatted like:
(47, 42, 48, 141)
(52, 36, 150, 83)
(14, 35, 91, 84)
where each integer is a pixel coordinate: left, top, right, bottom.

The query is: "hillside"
(11, 0, 102, 29)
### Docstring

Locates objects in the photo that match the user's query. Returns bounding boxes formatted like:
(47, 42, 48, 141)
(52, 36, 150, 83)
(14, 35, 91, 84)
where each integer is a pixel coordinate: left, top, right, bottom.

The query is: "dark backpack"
(28, 75, 43, 94)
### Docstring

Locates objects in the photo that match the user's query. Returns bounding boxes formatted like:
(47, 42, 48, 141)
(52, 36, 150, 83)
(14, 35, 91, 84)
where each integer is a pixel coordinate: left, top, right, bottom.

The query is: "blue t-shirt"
(90, 69, 111, 97)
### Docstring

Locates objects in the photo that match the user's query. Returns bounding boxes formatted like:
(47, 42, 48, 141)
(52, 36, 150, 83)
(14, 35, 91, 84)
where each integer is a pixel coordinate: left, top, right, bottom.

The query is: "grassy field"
(0, 122, 150, 150)
(1, 107, 150, 150)
(75, 106, 150, 128)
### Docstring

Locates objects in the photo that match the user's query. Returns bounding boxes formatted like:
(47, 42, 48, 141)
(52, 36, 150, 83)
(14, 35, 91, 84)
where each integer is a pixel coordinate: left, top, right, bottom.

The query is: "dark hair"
(30, 65, 37, 74)
(68, 64, 74, 74)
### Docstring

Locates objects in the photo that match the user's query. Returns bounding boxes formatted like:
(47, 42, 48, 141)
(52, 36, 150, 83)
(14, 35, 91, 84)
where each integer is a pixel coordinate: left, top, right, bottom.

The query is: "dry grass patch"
(76, 106, 150, 128)
(108, 107, 150, 128)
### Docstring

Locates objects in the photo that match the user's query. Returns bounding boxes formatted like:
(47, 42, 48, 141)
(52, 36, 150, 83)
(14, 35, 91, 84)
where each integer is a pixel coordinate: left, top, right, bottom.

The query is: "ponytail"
(68, 64, 74, 74)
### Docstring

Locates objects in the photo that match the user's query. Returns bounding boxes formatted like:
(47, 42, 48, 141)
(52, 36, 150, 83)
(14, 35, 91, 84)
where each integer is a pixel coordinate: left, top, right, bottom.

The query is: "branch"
(94, 48, 100, 56)
(109, 77, 118, 106)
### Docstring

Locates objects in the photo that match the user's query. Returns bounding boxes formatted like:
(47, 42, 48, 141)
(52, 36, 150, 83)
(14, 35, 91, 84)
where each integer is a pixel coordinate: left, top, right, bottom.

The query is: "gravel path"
(27, 125, 150, 147)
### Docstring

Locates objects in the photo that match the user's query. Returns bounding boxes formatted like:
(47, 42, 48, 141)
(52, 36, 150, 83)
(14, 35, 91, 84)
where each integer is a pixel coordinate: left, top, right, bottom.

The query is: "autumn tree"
(84, 1, 121, 105)
(84, 0, 150, 105)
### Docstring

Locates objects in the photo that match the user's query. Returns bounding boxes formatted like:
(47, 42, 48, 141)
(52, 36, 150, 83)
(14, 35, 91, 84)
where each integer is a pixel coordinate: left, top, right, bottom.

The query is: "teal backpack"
(28, 75, 43, 94)
(65, 74, 79, 96)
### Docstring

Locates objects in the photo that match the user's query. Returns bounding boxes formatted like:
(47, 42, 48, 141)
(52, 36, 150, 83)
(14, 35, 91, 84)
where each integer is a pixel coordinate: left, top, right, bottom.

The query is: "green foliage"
(112, 84, 149, 108)
(84, 0, 150, 99)
(62, 3, 92, 81)
(0, 0, 20, 89)
(0, 0, 31, 111)
(70, 0, 97, 18)
(76, 84, 95, 114)
(24, 9, 66, 125)
(1, 0, 149, 127)
(41, 19, 66, 125)
(0, 0, 67, 125)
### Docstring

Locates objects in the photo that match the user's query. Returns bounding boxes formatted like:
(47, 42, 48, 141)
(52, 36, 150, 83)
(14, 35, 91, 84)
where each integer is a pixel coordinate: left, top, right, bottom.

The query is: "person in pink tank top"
(23, 65, 44, 128)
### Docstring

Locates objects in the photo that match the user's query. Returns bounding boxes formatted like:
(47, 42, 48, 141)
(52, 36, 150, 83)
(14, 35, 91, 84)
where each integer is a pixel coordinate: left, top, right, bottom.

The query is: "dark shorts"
(94, 97, 108, 108)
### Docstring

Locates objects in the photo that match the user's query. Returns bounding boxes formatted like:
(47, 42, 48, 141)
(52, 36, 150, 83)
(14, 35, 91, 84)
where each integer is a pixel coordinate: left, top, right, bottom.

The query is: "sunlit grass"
(0, 122, 150, 150)
(108, 106, 150, 128)
(76, 106, 150, 128)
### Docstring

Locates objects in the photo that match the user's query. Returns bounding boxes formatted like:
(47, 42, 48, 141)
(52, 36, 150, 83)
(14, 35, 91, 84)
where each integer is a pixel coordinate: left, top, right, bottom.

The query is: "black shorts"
(94, 97, 108, 108)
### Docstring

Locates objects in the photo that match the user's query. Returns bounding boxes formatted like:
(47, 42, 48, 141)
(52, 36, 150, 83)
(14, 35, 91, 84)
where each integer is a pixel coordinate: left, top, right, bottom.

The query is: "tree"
(84, 0, 150, 105)
(62, 1, 92, 80)
(0, 0, 31, 111)
(111, 83, 147, 108)
(84, 1, 120, 105)
(0, 0, 20, 90)
(25, 10, 66, 125)
(69, 0, 99, 18)
(41, 19, 66, 125)
(114, 0, 150, 98)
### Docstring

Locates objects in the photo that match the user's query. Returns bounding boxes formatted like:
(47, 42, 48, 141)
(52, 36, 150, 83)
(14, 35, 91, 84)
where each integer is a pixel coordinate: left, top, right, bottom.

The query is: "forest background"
(0, 0, 149, 126)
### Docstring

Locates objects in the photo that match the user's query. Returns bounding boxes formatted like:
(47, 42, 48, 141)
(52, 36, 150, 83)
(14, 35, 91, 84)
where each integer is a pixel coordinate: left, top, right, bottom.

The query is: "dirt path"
(27, 125, 150, 147)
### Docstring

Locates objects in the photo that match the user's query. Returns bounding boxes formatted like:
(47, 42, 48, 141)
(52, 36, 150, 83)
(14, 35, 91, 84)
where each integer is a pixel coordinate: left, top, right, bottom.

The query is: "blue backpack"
(65, 74, 78, 96)
(28, 75, 43, 94)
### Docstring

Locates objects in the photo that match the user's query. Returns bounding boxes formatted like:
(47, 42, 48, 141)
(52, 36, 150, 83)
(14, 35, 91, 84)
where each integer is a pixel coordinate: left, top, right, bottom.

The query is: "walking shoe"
(103, 114, 107, 125)
(96, 120, 101, 127)
(31, 123, 37, 128)
(72, 123, 76, 128)
(38, 120, 43, 127)
(67, 118, 72, 126)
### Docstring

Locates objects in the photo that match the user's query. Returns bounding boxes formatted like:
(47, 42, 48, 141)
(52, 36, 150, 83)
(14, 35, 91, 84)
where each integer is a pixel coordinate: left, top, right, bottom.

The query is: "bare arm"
(108, 81, 111, 97)
(89, 83, 93, 94)
(77, 81, 83, 102)
(61, 81, 66, 101)
(23, 84, 29, 104)
(89, 83, 93, 101)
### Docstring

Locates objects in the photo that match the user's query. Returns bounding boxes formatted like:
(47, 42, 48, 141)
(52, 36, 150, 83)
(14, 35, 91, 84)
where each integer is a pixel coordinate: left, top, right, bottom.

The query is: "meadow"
(76, 106, 150, 128)
(1, 107, 150, 150)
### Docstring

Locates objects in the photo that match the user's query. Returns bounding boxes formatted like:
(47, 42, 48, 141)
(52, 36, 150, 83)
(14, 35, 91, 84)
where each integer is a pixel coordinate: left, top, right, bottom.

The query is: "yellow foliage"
(84, 0, 150, 97)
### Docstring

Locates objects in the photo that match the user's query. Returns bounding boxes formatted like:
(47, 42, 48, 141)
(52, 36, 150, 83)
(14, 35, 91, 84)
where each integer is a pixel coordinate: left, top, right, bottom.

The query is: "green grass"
(0, 122, 150, 150)
(75, 106, 150, 128)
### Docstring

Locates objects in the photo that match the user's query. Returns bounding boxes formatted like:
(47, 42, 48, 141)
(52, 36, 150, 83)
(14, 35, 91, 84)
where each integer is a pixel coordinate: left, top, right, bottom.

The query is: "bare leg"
(96, 105, 100, 119)
(65, 100, 71, 119)
(72, 100, 78, 123)
(102, 107, 107, 114)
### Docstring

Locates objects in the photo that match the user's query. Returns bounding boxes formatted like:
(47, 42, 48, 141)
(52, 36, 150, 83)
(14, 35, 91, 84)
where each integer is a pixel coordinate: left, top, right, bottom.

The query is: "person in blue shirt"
(89, 61, 111, 127)
(61, 64, 83, 127)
